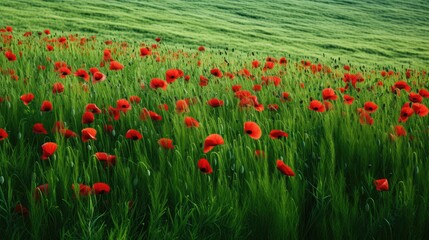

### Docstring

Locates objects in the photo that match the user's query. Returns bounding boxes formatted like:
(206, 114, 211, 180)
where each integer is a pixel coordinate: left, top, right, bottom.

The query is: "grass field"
(1, 0, 428, 67)
(1, 1, 429, 240)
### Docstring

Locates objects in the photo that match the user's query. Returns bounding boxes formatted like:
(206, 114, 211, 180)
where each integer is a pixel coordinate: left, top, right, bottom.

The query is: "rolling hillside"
(1, 0, 428, 67)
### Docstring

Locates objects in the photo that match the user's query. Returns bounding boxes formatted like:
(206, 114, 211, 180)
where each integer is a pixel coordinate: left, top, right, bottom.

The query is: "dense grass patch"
(1, 0, 428, 66)
(1, 0, 429, 238)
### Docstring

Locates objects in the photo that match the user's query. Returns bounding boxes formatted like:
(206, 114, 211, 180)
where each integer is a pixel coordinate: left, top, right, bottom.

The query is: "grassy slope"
(1, 0, 428, 67)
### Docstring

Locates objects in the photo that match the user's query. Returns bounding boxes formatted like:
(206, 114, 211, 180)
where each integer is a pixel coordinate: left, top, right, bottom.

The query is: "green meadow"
(1, 0, 429, 239)
(1, 0, 428, 66)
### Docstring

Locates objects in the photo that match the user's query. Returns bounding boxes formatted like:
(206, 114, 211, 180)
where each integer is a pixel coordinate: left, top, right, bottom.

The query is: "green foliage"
(0, 1, 429, 239)
(1, 0, 428, 66)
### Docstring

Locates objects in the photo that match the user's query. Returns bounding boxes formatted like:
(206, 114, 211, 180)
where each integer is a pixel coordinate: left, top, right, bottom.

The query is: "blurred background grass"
(1, 0, 428, 67)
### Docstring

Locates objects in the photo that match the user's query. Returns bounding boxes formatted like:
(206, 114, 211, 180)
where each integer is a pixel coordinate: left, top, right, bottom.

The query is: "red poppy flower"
(44, 29, 50, 35)
(280, 92, 291, 102)
(74, 69, 90, 82)
(261, 76, 281, 86)
(276, 160, 295, 176)
(269, 130, 288, 139)
(238, 68, 251, 77)
(175, 100, 189, 113)
(203, 134, 224, 153)
(46, 44, 54, 51)
(5, 26, 12, 32)
(343, 65, 350, 71)
(248, 96, 261, 107)
(391, 81, 411, 92)
(412, 103, 428, 117)
(207, 98, 224, 108)
(92, 71, 106, 83)
(116, 99, 131, 113)
(58, 67, 71, 78)
(184, 75, 191, 81)
(394, 125, 406, 136)
(150, 78, 168, 90)
(198, 46, 205, 51)
(408, 92, 423, 103)
(109, 61, 124, 71)
(92, 182, 110, 194)
(210, 68, 223, 78)
(126, 129, 143, 140)
(343, 95, 354, 105)
(102, 50, 112, 63)
(184, 116, 200, 128)
(199, 75, 209, 87)
(140, 108, 162, 121)
(23, 31, 32, 37)
(14, 203, 29, 216)
(82, 112, 95, 124)
(358, 110, 374, 125)
(158, 138, 174, 149)
(148, 111, 163, 121)
(72, 184, 92, 196)
(5, 51, 16, 61)
(245, 60, 257, 70)
(34, 184, 49, 200)
(239, 97, 254, 109)
(198, 158, 213, 174)
(165, 69, 180, 83)
(140, 47, 152, 57)
(33, 123, 48, 134)
(85, 103, 102, 114)
(95, 152, 117, 166)
(40, 100, 53, 112)
(129, 96, 141, 104)
(405, 69, 412, 79)
(20, 93, 34, 105)
(89, 67, 99, 75)
(279, 57, 288, 65)
(54, 61, 67, 71)
(252, 84, 262, 92)
(108, 106, 121, 121)
(308, 100, 325, 112)
(0, 128, 8, 141)
(41, 142, 58, 160)
(398, 106, 414, 122)
(232, 85, 242, 92)
(263, 61, 275, 70)
(322, 88, 338, 101)
(268, 104, 279, 111)
(52, 82, 65, 94)
(81, 128, 97, 142)
(254, 103, 264, 112)
(244, 121, 262, 140)
(363, 102, 378, 113)
(374, 178, 389, 191)
(418, 89, 429, 98)
(58, 36, 67, 44)
(59, 129, 77, 138)
(235, 90, 252, 99)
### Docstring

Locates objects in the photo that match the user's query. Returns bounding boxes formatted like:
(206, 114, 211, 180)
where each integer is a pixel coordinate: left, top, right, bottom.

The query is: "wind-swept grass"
(0, 0, 428, 66)
(1, 0, 429, 238)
